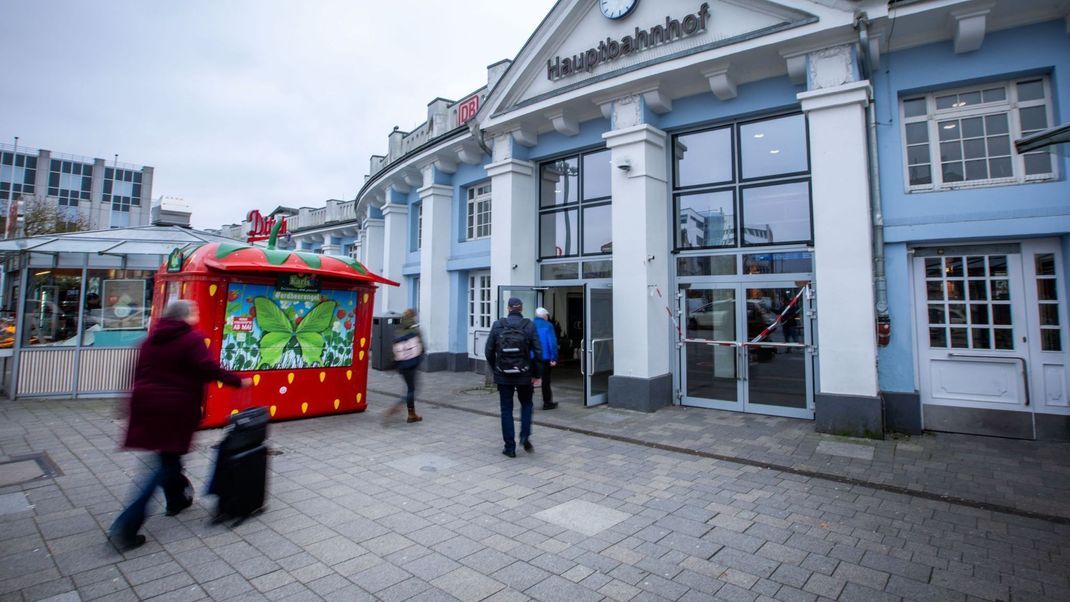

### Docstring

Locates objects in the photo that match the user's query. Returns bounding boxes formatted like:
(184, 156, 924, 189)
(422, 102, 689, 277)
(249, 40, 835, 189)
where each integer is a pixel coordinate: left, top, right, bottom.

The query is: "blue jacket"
(534, 317, 558, 362)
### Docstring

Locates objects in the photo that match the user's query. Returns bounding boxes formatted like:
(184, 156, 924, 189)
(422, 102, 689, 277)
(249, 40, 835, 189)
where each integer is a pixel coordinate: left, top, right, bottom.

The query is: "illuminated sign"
(246, 209, 288, 243)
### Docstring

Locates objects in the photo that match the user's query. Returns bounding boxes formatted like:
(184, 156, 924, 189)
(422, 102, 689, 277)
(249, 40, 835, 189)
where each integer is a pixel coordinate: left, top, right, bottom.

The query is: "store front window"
(673, 113, 811, 250)
(19, 268, 155, 347)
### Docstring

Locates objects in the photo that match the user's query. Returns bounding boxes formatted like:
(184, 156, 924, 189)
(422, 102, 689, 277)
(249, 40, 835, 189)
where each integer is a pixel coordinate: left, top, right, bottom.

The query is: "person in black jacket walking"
(485, 297, 542, 458)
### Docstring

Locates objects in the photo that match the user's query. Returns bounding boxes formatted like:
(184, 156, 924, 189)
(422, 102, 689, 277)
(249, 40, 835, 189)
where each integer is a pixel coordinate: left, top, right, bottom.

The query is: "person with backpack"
(533, 307, 558, 410)
(387, 308, 424, 424)
(485, 297, 543, 458)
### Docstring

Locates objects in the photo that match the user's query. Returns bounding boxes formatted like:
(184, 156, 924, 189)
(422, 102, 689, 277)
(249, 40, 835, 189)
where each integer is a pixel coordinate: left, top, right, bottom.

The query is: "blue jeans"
(109, 452, 183, 541)
(499, 384, 533, 451)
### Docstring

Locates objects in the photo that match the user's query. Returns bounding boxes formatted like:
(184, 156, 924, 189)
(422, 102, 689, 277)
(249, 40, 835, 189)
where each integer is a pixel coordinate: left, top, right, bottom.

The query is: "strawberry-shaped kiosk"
(154, 229, 397, 428)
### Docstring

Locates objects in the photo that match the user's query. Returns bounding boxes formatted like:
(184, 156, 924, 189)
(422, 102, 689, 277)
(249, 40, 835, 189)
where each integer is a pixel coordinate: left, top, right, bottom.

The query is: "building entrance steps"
(367, 368, 1070, 523)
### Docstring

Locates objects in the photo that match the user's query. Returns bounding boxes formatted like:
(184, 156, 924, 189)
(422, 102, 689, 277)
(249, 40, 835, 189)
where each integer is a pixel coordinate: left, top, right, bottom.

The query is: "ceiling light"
(753, 133, 765, 139)
(952, 101, 966, 108)
(769, 149, 780, 154)
(943, 123, 957, 130)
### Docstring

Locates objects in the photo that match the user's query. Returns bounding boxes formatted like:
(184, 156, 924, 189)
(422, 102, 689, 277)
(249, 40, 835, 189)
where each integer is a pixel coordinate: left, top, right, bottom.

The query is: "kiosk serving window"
(673, 113, 812, 250)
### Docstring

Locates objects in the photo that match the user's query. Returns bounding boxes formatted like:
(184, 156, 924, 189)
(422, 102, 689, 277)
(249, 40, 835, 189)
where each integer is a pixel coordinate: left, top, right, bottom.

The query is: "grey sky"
(1, 0, 556, 229)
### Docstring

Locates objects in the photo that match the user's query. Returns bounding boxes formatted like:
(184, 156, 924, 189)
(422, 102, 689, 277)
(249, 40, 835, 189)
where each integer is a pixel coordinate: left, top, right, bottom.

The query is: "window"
(466, 183, 492, 240)
(1, 152, 37, 197)
(468, 272, 491, 329)
(49, 160, 92, 207)
(924, 255, 1013, 350)
(901, 77, 1055, 191)
(1035, 253, 1061, 352)
(103, 167, 143, 211)
(538, 149, 611, 258)
(416, 203, 423, 250)
(673, 113, 811, 250)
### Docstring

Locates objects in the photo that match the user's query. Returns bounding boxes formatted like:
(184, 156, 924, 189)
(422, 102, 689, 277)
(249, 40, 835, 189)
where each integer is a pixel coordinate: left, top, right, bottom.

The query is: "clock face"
(600, 0, 638, 20)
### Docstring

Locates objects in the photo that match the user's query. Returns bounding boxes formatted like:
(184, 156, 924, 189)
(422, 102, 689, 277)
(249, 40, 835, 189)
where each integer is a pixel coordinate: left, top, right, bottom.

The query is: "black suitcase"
(214, 445, 267, 524)
(209, 406, 270, 525)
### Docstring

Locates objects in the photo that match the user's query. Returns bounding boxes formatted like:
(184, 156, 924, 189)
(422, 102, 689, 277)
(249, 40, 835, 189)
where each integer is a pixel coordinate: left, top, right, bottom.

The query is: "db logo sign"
(458, 94, 479, 125)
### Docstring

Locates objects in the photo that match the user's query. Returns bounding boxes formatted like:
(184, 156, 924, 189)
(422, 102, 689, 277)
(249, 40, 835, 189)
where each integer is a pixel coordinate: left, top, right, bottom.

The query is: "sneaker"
(542, 402, 558, 410)
(522, 439, 533, 453)
(502, 448, 516, 458)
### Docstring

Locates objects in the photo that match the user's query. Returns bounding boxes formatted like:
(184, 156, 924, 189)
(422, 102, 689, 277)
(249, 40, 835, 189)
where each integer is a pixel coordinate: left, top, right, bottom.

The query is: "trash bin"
(371, 313, 401, 371)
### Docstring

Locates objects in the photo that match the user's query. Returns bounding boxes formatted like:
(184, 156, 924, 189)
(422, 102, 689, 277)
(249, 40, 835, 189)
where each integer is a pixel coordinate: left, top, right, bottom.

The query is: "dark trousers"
(498, 384, 533, 452)
(399, 367, 417, 410)
(540, 360, 554, 404)
(110, 452, 184, 541)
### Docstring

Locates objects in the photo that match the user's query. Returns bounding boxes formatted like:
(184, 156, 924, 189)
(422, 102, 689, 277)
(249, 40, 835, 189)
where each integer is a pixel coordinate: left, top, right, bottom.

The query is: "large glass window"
(924, 255, 1013, 350)
(103, 167, 143, 211)
(466, 183, 491, 240)
(538, 149, 611, 259)
(1, 151, 37, 197)
(22, 269, 83, 346)
(49, 160, 92, 207)
(82, 270, 155, 347)
(673, 113, 811, 250)
(900, 77, 1055, 190)
(468, 272, 491, 329)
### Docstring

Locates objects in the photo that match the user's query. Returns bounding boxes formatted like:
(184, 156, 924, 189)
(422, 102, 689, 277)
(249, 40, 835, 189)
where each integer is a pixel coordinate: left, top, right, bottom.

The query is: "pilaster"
(799, 80, 881, 434)
(360, 216, 385, 315)
(602, 118, 673, 410)
(380, 201, 409, 314)
(418, 178, 454, 356)
(486, 157, 537, 292)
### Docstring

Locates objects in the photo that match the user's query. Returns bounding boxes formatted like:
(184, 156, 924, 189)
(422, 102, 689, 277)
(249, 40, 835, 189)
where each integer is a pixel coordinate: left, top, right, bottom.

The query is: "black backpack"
(495, 318, 531, 375)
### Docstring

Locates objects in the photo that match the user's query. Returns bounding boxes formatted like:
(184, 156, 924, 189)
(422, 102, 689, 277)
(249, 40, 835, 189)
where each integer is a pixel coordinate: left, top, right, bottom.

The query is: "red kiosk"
(154, 226, 397, 428)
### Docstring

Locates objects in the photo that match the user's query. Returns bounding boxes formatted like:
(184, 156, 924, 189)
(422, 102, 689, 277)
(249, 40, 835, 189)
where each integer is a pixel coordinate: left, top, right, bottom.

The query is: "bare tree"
(15, 197, 91, 237)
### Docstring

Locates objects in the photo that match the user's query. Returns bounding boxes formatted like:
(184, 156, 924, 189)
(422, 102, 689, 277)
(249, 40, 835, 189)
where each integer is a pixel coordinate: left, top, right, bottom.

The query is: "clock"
(600, 0, 638, 20)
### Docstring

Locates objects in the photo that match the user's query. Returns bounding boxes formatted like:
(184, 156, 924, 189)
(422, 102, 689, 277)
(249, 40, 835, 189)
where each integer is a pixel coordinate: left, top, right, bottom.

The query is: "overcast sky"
(0, 0, 556, 229)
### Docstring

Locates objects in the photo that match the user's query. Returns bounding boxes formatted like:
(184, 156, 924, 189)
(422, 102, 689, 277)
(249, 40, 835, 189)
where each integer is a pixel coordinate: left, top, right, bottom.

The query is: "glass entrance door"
(584, 284, 612, 406)
(680, 282, 813, 418)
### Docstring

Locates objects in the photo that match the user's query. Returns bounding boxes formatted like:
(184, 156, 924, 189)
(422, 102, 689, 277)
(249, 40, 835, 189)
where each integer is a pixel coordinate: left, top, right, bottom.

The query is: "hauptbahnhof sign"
(547, 2, 710, 80)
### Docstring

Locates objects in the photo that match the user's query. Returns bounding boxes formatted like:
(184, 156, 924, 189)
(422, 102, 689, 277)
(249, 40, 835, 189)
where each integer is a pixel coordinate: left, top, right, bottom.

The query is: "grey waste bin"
(371, 313, 401, 371)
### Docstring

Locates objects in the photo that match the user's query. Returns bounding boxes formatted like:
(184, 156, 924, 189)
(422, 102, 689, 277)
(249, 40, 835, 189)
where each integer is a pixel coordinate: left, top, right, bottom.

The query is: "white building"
(258, 0, 1070, 439)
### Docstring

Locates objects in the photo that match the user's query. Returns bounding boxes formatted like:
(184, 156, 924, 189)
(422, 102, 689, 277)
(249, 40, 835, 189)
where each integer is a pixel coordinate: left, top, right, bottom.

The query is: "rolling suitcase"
(209, 405, 270, 526)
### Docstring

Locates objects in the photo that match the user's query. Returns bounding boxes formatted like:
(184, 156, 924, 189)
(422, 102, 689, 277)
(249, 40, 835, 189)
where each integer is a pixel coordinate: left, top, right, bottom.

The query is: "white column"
(418, 167, 453, 355)
(361, 216, 385, 315)
(380, 199, 409, 314)
(799, 81, 878, 398)
(486, 138, 537, 290)
(603, 120, 672, 383)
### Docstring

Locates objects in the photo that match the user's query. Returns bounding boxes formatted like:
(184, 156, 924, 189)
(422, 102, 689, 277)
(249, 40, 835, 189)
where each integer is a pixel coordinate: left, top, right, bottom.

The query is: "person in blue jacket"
(534, 307, 558, 410)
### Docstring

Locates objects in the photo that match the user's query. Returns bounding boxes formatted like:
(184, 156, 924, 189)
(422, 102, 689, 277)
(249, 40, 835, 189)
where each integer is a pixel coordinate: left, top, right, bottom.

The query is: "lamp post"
(4, 136, 18, 239)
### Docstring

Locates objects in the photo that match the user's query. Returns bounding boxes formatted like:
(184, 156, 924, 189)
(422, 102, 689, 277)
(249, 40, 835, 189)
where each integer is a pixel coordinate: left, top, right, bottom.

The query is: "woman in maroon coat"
(109, 299, 249, 550)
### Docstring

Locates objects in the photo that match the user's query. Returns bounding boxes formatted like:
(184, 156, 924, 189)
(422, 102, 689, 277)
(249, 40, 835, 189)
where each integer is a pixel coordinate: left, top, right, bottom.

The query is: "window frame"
(671, 111, 813, 252)
(899, 76, 1057, 193)
(537, 147, 612, 260)
(465, 182, 492, 241)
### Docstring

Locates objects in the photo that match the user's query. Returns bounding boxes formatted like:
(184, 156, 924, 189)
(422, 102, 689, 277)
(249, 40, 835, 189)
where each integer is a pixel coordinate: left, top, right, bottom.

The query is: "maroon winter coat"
(123, 318, 242, 454)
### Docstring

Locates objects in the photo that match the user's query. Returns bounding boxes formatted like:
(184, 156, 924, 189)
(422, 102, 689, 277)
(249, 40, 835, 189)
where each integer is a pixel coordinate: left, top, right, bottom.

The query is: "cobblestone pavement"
(0, 378, 1066, 601)
(366, 368, 1070, 522)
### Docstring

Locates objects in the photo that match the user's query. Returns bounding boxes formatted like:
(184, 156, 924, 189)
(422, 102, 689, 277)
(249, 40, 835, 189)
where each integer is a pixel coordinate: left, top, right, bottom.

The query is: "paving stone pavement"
(0, 374, 1065, 601)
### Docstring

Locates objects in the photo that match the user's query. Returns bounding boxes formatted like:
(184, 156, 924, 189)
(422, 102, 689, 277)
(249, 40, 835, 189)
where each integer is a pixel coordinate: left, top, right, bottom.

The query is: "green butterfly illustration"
(253, 297, 337, 368)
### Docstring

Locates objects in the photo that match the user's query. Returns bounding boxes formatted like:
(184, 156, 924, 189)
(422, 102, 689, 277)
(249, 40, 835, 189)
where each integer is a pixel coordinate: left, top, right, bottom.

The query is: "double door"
(499, 283, 612, 407)
(679, 281, 814, 418)
(912, 239, 1069, 438)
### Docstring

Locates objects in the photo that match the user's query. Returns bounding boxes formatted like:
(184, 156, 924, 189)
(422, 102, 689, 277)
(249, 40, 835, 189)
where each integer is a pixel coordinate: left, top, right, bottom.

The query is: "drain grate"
(0, 452, 61, 487)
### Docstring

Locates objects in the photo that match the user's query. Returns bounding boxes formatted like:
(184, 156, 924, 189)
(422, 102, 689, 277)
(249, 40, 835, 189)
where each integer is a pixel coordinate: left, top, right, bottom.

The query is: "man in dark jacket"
(484, 297, 542, 458)
(109, 299, 249, 550)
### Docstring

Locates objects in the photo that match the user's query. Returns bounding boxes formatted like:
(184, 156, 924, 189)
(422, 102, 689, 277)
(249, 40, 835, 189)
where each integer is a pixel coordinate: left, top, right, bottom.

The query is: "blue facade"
(875, 21, 1070, 394)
